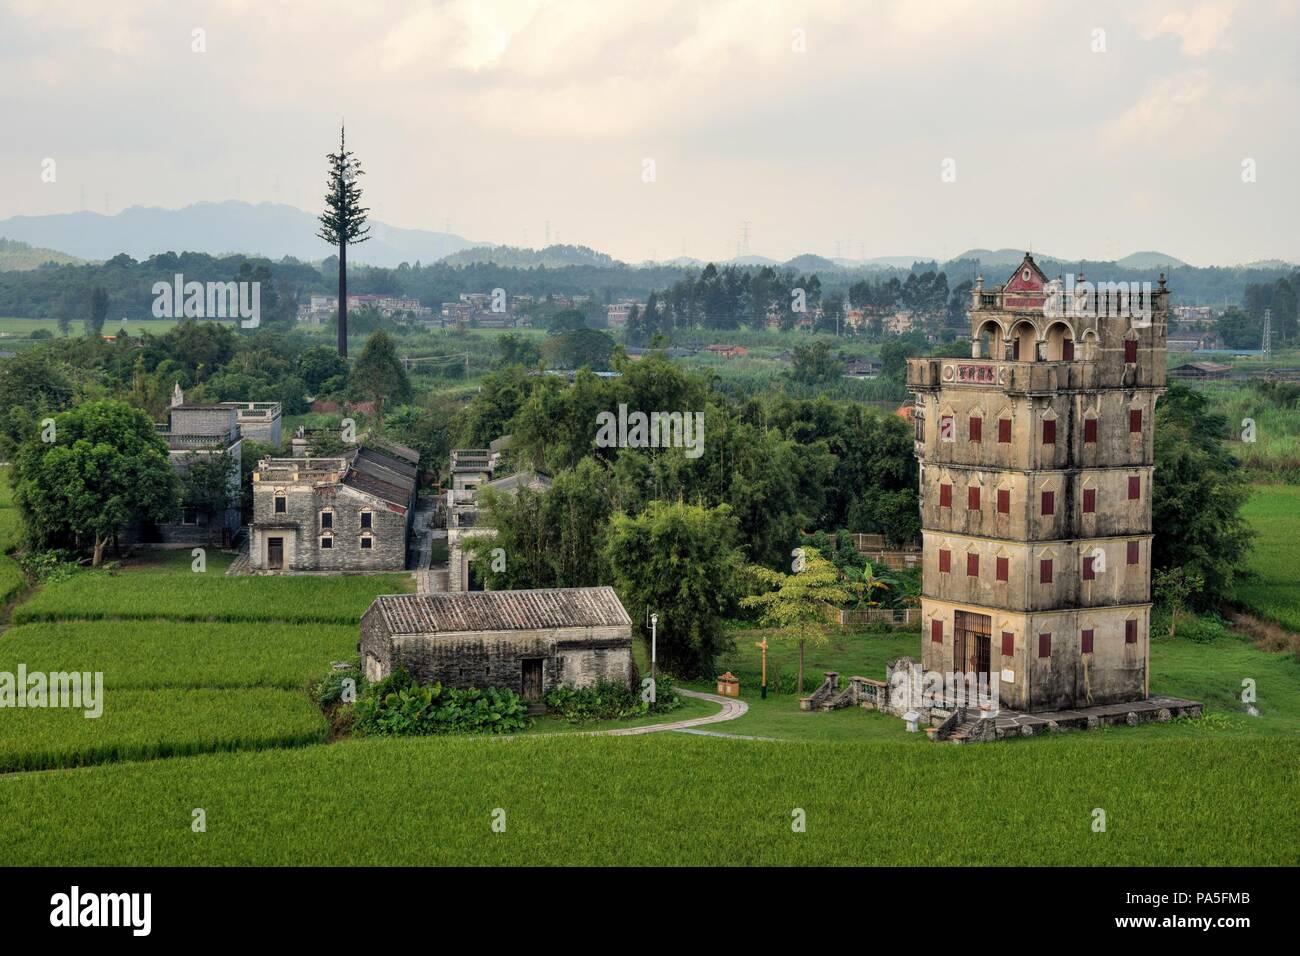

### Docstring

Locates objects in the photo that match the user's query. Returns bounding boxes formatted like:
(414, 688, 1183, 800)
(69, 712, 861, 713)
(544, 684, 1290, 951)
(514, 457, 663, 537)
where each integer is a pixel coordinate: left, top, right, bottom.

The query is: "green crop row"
(13, 570, 412, 625)
(0, 734, 1294, 865)
(0, 620, 359, 690)
(0, 687, 327, 773)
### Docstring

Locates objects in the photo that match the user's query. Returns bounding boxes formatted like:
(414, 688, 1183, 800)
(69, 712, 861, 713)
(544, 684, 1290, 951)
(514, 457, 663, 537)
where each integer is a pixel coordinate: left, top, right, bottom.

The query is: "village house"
(122, 386, 243, 547)
(445, 444, 551, 591)
(1169, 361, 1231, 381)
(359, 587, 634, 703)
(249, 440, 419, 572)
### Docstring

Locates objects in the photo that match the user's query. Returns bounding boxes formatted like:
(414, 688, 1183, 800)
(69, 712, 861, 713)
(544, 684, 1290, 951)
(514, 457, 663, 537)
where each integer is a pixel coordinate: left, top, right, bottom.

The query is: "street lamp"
(650, 612, 658, 704)
(755, 637, 768, 699)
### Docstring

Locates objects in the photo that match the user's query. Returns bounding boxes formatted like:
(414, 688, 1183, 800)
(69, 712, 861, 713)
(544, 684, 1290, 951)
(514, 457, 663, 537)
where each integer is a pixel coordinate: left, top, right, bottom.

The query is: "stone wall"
(359, 614, 634, 694)
(250, 482, 407, 572)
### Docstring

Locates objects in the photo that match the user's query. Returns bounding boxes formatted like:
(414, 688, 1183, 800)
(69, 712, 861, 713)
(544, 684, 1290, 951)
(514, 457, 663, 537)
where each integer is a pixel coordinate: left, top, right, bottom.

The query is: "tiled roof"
(341, 443, 418, 509)
(368, 587, 631, 635)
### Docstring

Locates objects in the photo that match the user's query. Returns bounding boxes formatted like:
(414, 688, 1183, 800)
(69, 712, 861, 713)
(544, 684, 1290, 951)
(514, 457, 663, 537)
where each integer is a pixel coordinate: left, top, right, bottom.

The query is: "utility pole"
(1262, 308, 1272, 359)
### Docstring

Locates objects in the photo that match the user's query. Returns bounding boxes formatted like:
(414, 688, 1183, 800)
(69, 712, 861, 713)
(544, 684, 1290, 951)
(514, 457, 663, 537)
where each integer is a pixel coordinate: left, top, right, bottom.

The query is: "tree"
(1154, 566, 1204, 639)
(541, 328, 615, 370)
(317, 125, 371, 358)
(604, 501, 743, 678)
(741, 547, 863, 693)
(84, 286, 109, 337)
(297, 344, 349, 393)
(348, 330, 411, 423)
(789, 341, 839, 385)
(179, 449, 238, 545)
(12, 400, 180, 565)
(1151, 383, 1253, 607)
(468, 458, 613, 590)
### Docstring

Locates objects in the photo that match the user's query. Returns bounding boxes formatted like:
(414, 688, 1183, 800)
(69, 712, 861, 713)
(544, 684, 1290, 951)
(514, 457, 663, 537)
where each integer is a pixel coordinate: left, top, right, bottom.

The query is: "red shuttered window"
(940, 483, 952, 508)
(966, 553, 979, 577)
(1038, 633, 1052, 657)
(931, 619, 943, 644)
(1125, 339, 1138, 363)
(998, 418, 1011, 443)
(1083, 555, 1095, 580)
(996, 556, 1008, 582)
(1127, 540, 1140, 565)
(1130, 409, 1143, 434)
(1081, 628, 1094, 654)
(969, 416, 982, 442)
(1084, 418, 1098, 443)
(1083, 488, 1096, 513)
(968, 486, 980, 511)
(1001, 631, 1014, 656)
(1040, 559, 1053, 584)
(1041, 490, 1055, 516)
(1126, 619, 1138, 644)
(939, 549, 951, 573)
(1128, 476, 1141, 500)
(1042, 419, 1056, 445)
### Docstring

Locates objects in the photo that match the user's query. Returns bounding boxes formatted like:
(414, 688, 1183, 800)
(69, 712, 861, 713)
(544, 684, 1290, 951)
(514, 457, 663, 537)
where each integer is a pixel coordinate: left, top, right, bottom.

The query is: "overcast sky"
(2, 0, 1298, 265)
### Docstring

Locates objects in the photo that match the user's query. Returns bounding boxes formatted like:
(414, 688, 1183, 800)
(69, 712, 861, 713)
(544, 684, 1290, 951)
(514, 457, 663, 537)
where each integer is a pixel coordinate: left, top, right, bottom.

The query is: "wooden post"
(755, 638, 768, 700)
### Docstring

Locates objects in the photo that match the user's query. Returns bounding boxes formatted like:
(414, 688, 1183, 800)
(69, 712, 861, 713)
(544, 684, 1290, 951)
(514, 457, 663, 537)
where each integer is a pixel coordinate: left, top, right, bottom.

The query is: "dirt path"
(596, 688, 749, 736)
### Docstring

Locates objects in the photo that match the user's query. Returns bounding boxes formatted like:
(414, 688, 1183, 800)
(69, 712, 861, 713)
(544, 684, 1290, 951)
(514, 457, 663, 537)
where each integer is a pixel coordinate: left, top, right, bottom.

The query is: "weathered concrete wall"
(921, 531, 1152, 610)
(250, 483, 407, 571)
(922, 599, 1149, 711)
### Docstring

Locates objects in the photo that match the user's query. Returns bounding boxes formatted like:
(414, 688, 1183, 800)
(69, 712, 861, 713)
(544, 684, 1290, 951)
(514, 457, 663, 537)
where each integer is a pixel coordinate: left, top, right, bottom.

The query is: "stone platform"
(936, 694, 1203, 743)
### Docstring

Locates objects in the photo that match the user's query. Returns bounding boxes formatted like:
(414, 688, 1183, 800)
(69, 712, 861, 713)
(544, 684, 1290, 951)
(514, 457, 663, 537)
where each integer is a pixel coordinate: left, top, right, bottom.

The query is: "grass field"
(1236, 485, 1300, 632)
(0, 688, 326, 773)
(0, 316, 183, 336)
(0, 734, 1293, 865)
(0, 620, 359, 690)
(13, 567, 411, 624)
(0, 522, 1297, 865)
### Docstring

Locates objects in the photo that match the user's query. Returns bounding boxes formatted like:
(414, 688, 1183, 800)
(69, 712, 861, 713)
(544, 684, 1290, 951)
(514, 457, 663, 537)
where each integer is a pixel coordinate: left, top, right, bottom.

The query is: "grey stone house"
(222, 400, 282, 447)
(122, 399, 242, 546)
(447, 470, 551, 591)
(249, 442, 419, 572)
(359, 586, 634, 702)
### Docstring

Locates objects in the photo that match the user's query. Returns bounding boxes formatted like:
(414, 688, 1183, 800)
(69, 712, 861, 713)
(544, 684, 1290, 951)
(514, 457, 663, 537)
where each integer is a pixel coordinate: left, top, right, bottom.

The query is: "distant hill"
(783, 254, 839, 271)
(0, 201, 477, 268)
(1238, 258, 1297, 270)
(0, 237, 86, 271)
(438, 244, 623, 268)
(1117, 251, 1186, 269)
(726, 254, 781, 267)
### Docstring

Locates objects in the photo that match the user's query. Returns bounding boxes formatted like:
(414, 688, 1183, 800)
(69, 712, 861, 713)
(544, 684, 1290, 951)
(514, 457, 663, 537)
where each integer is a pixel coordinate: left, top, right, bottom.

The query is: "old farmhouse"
(250, 441, 419, 572)
(360, 587, 634, 703)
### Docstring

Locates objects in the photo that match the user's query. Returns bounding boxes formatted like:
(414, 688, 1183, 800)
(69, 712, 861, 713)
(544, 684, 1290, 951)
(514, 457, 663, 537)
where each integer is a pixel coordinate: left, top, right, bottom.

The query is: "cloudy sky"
(2, 0, 1298, 265)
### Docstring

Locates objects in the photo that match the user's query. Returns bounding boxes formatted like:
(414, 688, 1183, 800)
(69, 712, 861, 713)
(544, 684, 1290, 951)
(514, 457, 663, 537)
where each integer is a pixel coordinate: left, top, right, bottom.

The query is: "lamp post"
(755, 637, 768, 699)
(650, 612, 658, 704)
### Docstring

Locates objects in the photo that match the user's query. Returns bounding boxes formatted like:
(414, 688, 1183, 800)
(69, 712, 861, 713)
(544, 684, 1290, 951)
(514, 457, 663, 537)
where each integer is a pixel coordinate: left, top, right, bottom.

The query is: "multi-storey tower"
(906, 254, 1169, 712)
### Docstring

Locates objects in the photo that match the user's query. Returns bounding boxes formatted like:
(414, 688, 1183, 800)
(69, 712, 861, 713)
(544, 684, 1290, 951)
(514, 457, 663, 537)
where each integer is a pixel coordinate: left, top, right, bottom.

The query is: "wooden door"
(267, 537, 284, 570)
(521, 659, 544, 701)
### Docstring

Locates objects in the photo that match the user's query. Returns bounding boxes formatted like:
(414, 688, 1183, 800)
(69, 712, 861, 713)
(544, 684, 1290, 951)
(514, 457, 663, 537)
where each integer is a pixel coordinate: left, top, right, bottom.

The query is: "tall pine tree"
(317, 125, 371, 358)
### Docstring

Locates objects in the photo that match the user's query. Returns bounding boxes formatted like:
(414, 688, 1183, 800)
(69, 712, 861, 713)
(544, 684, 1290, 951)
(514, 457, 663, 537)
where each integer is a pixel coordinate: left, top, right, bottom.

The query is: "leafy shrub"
(312, 661, 365, 707)
(544, 678, 682, 724)
(352, 668, 529, 737)
(20, 549, 82, 584)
